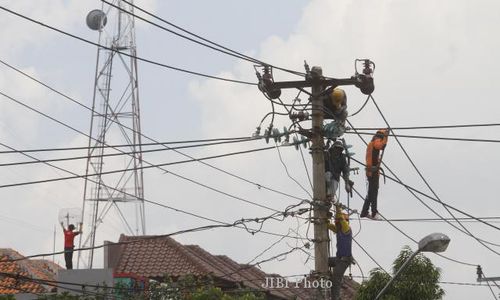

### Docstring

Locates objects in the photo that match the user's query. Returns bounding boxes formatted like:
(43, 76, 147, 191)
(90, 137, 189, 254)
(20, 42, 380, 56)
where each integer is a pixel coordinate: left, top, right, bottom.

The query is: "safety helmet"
(332, 140, 344, 150)
(330, 88, 346, 109)
(375, 129, 387, 138)
(335, 213, 349, 222)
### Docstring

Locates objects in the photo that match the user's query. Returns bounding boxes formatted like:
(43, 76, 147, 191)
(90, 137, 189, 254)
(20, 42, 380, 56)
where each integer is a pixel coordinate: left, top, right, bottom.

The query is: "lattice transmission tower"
(78, 0, 145, 268)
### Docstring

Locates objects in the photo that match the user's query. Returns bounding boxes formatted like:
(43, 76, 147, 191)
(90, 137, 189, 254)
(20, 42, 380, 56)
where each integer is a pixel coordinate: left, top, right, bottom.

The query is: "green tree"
(356, 246, 445, 300)
(32, 275, 264, 300)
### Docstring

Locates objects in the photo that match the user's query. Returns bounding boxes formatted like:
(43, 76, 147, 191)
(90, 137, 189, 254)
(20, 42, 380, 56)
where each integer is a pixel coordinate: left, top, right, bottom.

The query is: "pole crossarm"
(270, 77, 359, 90)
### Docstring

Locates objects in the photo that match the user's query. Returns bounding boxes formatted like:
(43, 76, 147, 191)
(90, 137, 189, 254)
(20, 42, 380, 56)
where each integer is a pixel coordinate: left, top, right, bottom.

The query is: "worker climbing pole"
(255, 59, 375, 299)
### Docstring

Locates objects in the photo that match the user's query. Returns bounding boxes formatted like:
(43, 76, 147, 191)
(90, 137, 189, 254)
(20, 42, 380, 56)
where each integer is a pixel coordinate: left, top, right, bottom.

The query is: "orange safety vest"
(365, 133, 388, 177)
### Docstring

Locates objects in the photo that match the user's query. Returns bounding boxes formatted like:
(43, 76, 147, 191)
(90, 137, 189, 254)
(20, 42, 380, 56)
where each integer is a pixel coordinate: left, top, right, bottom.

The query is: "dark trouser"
(362, 174, 379, 216)
(329, 257, 351, 300)
(64, 247, 74, 270)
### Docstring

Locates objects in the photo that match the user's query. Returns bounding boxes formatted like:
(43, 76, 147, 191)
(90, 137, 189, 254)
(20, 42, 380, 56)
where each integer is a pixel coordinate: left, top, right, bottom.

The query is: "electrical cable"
(0, 281, 44, 297)
(369, 95, 500, 255)
(0, 136, 259, 154)
(0, 5, 256, 86)
(111, 0, 306, 77)
(349, 275, 495, 287)
(346, 131, 500, 144)
(4, 204, 309, 263)
(372, 217, 500, 223)
(1, 246, 307, 298)
(0, 139, 270, 167)
(350, 186, 478, 267)
(0, 140, 279, 215)
(347, 119, 500, 251)
(349, 155, 500, 237)
(353, 123, 500, 131)
(351, 237, 389, 274)
(0, 91, 291, 214)
(0, 58, 307, 203)
(274, 142, 313, 199)
(0, 141, 310, 242)
(348, 94, 370, 117)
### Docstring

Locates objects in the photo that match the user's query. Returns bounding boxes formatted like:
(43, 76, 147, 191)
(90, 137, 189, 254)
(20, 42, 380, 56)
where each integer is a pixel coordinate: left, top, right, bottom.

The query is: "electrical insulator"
(282, 126, 290, 143)
(272, 128, 281, 143)
(324, 121, 346, 139)
(354, 59, 375, 95)
(252, 126, 261, 137)
(290, 111, 310, 121)
(264, 128, 271, 144)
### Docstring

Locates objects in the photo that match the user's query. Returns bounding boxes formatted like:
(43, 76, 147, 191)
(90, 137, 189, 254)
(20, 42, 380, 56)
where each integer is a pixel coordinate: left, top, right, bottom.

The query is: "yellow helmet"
(330, 88, 346, 109)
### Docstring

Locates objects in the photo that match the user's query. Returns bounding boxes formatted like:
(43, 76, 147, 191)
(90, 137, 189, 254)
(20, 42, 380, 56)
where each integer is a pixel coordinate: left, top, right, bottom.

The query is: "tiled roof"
(0, 248, 61, 295)
(111, 235, 358, 299)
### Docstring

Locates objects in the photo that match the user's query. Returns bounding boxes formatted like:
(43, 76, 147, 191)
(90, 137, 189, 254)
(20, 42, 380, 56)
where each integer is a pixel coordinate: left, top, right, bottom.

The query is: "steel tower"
(79, 0, 145, 268)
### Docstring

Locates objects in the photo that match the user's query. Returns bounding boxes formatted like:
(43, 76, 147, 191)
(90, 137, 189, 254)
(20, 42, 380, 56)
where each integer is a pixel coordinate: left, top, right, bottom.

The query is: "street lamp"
(374, 233, 451, 300)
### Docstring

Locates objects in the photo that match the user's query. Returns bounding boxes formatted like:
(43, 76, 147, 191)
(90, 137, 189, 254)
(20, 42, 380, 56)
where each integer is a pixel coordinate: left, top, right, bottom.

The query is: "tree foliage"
(19, 275, 264, 300)
(356, 246, 445, 300)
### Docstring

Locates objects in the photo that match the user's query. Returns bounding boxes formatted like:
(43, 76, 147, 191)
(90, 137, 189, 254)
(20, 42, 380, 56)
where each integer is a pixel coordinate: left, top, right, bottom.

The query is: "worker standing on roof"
(60, 222, 82, 270)
(328, 203, 353, 300)
(325, 140, 353, 202)
(360, 129, 389, 219)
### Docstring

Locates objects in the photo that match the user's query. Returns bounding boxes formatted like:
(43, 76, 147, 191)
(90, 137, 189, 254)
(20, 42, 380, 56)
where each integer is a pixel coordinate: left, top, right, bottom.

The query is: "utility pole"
(256, 60, 374, 298)
(310, 67, 329, 279)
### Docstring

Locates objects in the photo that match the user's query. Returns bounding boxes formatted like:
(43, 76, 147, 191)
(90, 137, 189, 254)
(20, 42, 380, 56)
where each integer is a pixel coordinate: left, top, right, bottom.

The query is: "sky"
(1, 0, 500, 299)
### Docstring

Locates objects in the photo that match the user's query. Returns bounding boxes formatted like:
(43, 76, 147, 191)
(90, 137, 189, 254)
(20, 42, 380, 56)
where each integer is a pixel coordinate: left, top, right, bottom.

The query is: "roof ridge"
(116, 234, 210, 277)
(175, 243, 225, 276)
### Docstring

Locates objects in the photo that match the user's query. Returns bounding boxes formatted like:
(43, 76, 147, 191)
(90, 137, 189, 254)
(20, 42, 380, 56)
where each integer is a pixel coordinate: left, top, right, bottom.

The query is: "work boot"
(360, 210, 369, 218)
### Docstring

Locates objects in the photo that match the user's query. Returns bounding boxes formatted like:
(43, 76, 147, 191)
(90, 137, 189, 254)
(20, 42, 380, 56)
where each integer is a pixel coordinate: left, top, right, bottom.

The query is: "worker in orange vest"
(360, 129, 389, 219)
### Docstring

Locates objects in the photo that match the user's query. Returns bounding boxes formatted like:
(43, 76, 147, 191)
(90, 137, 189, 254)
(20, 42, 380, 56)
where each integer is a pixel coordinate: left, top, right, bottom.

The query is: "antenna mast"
(79, 0, 145, 268)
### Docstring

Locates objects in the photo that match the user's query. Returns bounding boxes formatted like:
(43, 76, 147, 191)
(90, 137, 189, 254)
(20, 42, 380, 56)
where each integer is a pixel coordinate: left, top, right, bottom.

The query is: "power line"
(0, 141, 310, 242)
(0, 90, 297, 213)
(353, 123, 500, 131)
(349, 154, 500, 249)
(352, 237, 388, 274)
(1, 246, 307, 298)
(348, 275, 495, 287)
(0, 142, 276, 168)
(346, 130, 500, 144)
(110, 0, 306, 77)
(0, 5, 256, 86)
(4, 207, 303, 263)
(0, 141, 281, 213)
(348, 94, 371, 117)
(0, 57, 306, 204)
(0, 136, 259, 154)
(373, 217, 500, 223)
(350, 186, 477, 267)
(347, 116, 500, 253)
(274, 142, 312, 199)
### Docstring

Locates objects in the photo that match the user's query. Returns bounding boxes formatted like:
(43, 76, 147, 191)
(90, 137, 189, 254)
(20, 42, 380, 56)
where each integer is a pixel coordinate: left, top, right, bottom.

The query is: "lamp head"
(418, 233, 450, 253)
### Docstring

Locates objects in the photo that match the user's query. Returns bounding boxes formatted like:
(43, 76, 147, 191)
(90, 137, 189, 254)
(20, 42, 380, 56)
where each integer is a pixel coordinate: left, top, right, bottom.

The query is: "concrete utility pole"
(256, 61, 374, 298)
(310, 67, 329, 278)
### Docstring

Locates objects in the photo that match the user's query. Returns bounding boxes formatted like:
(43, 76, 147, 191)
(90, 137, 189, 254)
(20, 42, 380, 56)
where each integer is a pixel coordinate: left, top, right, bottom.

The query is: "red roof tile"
(0, 248, 61, 295)
(110, 235, 358, 299)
